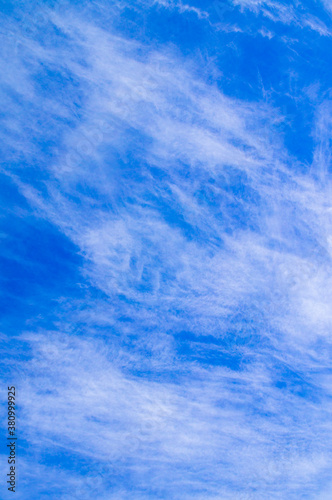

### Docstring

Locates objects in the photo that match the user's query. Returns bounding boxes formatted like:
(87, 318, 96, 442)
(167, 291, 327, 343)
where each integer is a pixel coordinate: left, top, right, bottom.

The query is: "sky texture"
(1, 0, 332, 499)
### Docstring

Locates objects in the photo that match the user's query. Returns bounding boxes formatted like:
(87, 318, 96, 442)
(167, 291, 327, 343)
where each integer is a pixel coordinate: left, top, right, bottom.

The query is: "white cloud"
(2, 3, 332, 498)
(232, 0, 331, 35)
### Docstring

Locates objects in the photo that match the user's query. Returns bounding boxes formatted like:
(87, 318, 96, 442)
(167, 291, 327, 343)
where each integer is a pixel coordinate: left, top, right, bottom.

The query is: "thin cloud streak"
(1, 1, 332, 499)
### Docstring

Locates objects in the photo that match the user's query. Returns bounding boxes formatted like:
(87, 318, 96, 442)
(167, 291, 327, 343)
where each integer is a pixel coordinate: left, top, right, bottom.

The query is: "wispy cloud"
(1, 1, 332, 498)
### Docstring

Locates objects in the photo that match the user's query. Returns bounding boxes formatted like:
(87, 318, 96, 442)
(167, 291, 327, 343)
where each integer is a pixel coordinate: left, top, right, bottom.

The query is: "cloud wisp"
(1, 1, 332, 499)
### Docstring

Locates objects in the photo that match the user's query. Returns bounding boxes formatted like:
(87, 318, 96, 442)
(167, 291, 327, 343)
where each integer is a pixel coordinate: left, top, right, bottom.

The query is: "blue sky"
(1, 0, 332, 498)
